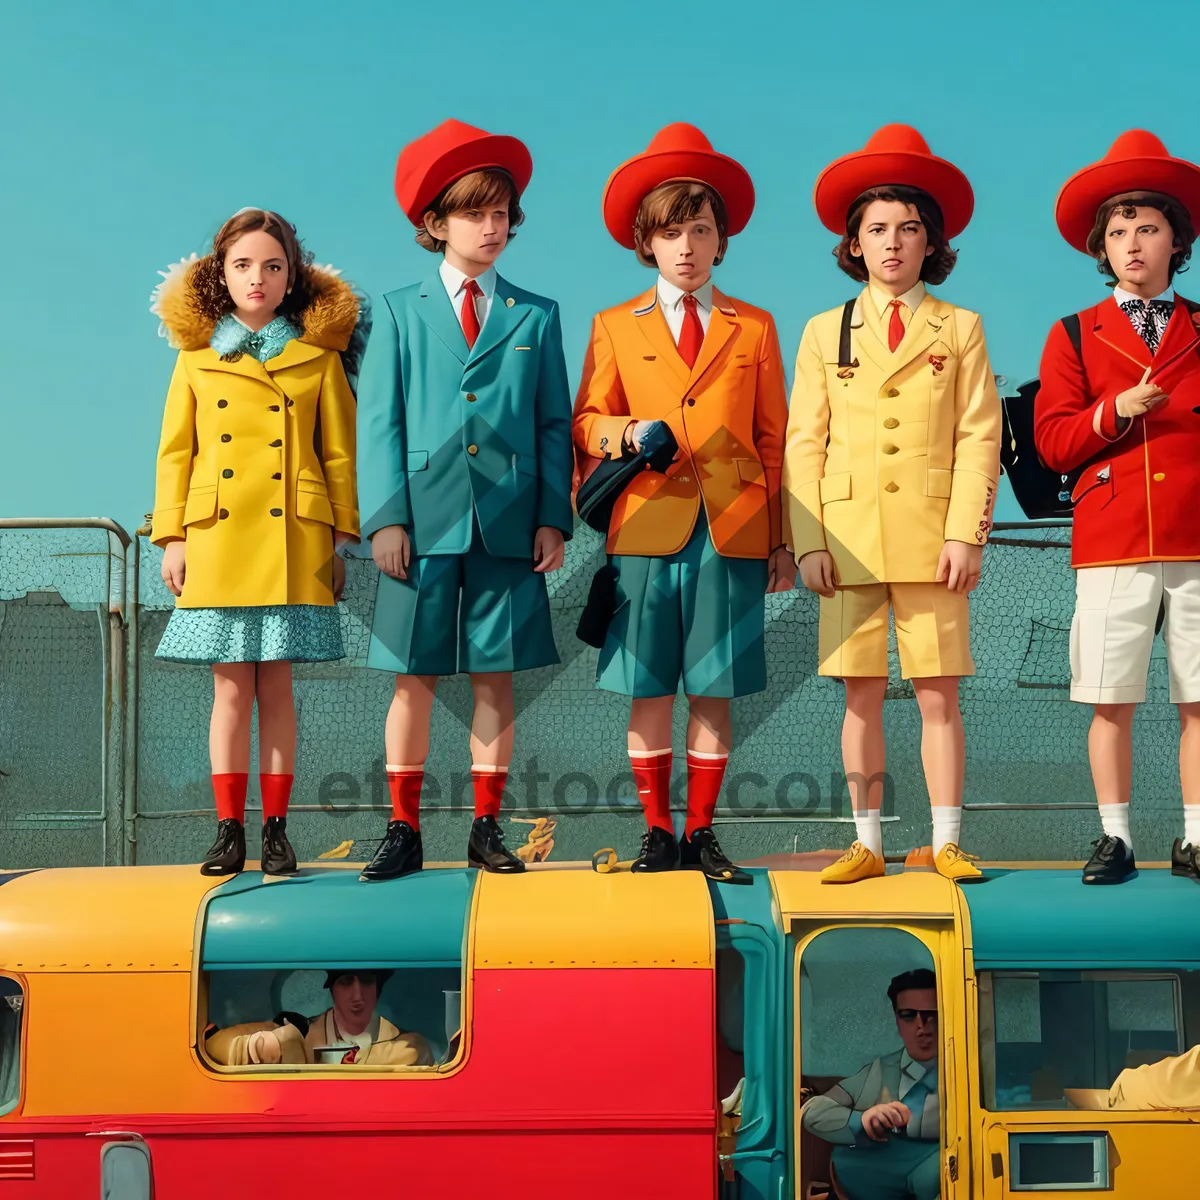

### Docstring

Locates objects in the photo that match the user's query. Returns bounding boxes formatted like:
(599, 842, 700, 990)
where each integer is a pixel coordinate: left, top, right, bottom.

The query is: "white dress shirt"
(657, 275, 713, 342)
(440, 260, 497, 333)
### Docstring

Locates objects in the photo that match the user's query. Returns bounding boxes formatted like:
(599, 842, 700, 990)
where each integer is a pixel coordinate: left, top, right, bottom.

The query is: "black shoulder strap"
(838, 299, 856, 368)
(1061, 312, 1083, 359)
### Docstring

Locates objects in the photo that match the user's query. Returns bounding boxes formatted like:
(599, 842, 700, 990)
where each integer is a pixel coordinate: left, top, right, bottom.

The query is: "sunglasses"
(896, 1008, 938, 1023)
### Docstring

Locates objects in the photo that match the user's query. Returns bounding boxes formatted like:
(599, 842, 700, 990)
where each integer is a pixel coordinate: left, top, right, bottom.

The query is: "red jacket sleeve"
(1034, 319, 1130, 473)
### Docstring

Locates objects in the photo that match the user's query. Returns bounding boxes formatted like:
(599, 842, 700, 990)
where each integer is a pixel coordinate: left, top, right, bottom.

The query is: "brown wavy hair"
(190, 208, 315, 327)
(634, 181, 729, 268)
(1086, 191, 1195, 283)
(834, 185, 957, 285)
(415, 169, 524, 253)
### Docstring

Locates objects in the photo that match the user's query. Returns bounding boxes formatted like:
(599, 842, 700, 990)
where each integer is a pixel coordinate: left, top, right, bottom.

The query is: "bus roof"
(962, 867, 1200, 970)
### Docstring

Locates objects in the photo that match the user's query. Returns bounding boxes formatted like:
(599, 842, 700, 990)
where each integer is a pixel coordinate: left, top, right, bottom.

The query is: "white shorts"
(1071, 562, 1200, 704)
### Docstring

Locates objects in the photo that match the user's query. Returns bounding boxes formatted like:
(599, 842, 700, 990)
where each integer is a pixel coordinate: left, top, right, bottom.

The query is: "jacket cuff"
(150, 505, 185, 547)
(332, 504, 360, 540)
(847, 1111, 866, 1146)
(586, 416, 637, 460)
(1096, 396, 1132, 443)
(785, 483, 827, 558)
(360, 498, 410, 541)
(945, 475, 996, 546)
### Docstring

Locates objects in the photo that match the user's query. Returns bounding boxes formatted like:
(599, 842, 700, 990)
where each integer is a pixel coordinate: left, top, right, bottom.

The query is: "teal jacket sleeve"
(356, 294, 409, 539)
(534, 302, 575, 539)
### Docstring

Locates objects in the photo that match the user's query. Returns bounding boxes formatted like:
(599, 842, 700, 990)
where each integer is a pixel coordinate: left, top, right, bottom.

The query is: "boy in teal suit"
(356, 120, 573, 879)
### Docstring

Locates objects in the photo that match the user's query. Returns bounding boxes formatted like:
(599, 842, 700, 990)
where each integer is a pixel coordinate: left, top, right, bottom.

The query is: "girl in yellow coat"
(784, 126, 1001, 884)
(150, 209, 361, 876)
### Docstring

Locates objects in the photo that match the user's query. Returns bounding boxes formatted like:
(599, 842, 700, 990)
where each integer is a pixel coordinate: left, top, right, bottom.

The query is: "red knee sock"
(630, 749, 673, 832)
(260, 773, 293, 821)
(472, 767, 508, 819)
(213, 772, 249, 824)
(685, 751, 729, 836)
(386, 765, 423, 829)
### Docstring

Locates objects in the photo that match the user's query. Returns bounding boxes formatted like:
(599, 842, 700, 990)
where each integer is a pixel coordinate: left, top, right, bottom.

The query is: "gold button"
(466, 393, 477, 402)
(679, 476, 690, 483)
(505, 297, 515, 308)
(885, 482, 899, 493)
(883, 417, 899, 429)
(882, 443, 899, 455)
(886, 388, 900, 398)
(1154, 472, 1166, 481)
(467, 444, 478, 455)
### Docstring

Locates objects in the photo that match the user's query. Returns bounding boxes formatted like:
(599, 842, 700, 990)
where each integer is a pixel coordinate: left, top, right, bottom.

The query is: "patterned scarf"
(211, 313, 301, 363)
(1118, 297, 1173, 354)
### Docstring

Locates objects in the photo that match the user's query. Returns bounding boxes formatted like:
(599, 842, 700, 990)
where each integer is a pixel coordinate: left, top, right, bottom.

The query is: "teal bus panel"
(963, 869, 1200, 970)
(201, 867, 477, 970)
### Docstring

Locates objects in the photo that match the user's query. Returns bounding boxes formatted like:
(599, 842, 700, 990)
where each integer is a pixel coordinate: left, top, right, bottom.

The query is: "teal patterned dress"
(155, 315, 345, 666)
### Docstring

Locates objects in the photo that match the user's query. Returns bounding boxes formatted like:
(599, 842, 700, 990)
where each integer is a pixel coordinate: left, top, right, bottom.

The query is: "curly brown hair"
(415, 168, 524, 253)
(834, 185, 957, 285)
(190, 208, 315, 328)
(1086, 191, 1195, 283)
(633, 181, 729, 268)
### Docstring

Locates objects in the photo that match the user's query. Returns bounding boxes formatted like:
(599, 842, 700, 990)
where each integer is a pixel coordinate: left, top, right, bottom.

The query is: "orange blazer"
(572, 286, 788, 559)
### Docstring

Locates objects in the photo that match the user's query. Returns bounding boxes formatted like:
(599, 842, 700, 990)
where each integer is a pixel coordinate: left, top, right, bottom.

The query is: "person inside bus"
(801, 969, 941, 1200)
(206, 969, 433, 1067)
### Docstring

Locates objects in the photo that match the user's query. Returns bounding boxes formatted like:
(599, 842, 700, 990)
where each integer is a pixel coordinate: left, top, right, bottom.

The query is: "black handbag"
(574, 420, 679, 647)
(574, 420, 679, 533)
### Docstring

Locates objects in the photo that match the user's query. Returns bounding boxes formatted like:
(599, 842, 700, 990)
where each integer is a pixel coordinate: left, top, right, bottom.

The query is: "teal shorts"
(367, 521, 559, 676)
(596, 510, 768, 699)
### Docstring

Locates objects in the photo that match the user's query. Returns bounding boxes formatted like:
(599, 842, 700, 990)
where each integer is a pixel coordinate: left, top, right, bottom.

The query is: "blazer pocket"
(182, 485, 218, 527)
(407, 450, 429, 472)
(735, 458, 766, 485)
(295, 479, 334, 525)
(819, 473, 852, 503)
(1071, 462, 1112, 505)
(925, 468, 953, 499)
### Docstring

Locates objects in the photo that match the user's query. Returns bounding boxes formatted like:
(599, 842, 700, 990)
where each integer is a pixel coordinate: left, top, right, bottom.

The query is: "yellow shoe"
(934, 843, 982, 882)
(820, 841, 886, 884)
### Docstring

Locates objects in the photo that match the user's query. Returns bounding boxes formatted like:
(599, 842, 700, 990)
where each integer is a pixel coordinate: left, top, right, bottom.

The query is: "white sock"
(931, 807, 962, 858)
(1099, 803, 1133, 852)
(1184, 805, 1200, 848)
(854, 810, 883, 859)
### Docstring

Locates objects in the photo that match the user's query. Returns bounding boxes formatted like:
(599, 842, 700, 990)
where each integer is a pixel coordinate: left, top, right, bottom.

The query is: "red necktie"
(678, 293, 704, 368)
(460, 278, 483, 349)
(887, 299, 906, 353)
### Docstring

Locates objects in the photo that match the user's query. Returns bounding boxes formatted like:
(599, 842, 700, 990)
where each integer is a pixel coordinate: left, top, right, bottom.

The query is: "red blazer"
(1034, 294, 1200, 568)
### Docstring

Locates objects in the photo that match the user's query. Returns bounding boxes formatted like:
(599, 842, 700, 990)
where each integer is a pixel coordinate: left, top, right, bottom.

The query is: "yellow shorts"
(818, 582, 973, 679)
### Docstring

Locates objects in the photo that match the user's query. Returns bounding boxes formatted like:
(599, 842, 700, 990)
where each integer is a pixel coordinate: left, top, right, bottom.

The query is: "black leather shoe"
(467, 816, 525, 873)
(359, 821, 424, 881)
(1082, 834, 1136, 885)
(1171, 838, 1200, 883)
(680, 826, 752, 885)
(631, 826, 680, 873)
(200, 819, 246, 876)
(261, 816, 297, 876)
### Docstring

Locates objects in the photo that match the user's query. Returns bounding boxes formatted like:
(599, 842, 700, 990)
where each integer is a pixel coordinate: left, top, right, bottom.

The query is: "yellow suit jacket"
(573, 286, 788, 559)
(784, 287, 1001, 585)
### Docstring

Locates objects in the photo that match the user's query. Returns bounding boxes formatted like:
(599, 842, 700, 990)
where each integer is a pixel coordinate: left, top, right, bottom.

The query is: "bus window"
(980, 969, 1196, 1110)
(203, 966, 458, 1070)
(798, 929, 941, 1200)
(0, 976, 23, 1116)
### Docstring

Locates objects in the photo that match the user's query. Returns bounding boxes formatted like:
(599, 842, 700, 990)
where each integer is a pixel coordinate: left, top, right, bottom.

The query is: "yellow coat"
(150, 262, 360, 608)
(784, 287, 1001, 585)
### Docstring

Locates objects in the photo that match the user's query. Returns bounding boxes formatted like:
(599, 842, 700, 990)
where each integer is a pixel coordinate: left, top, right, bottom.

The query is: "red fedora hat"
(394, 119, 533, 227)
(601, 123, 755, 249)
(1055, 130, 1200, 253)
(813, 124, 974, 239)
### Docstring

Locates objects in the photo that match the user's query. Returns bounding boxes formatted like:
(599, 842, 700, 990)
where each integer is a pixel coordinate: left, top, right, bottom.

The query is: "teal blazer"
(357, 271, 574, 558)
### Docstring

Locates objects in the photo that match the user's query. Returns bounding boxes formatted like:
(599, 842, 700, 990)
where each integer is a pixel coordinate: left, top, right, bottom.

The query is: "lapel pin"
(929, 354, 947, 374)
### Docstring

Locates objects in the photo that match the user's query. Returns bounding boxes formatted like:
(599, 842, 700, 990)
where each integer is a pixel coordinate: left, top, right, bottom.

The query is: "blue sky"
(3, 0, 1200, 532)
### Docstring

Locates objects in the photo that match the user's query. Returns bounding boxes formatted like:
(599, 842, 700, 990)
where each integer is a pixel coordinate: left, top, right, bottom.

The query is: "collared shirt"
(657, 275, 713, 342)
(868, 280, 927, 323)
(1114, 284, 1175, 350)
(440, 259, 497, 334)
